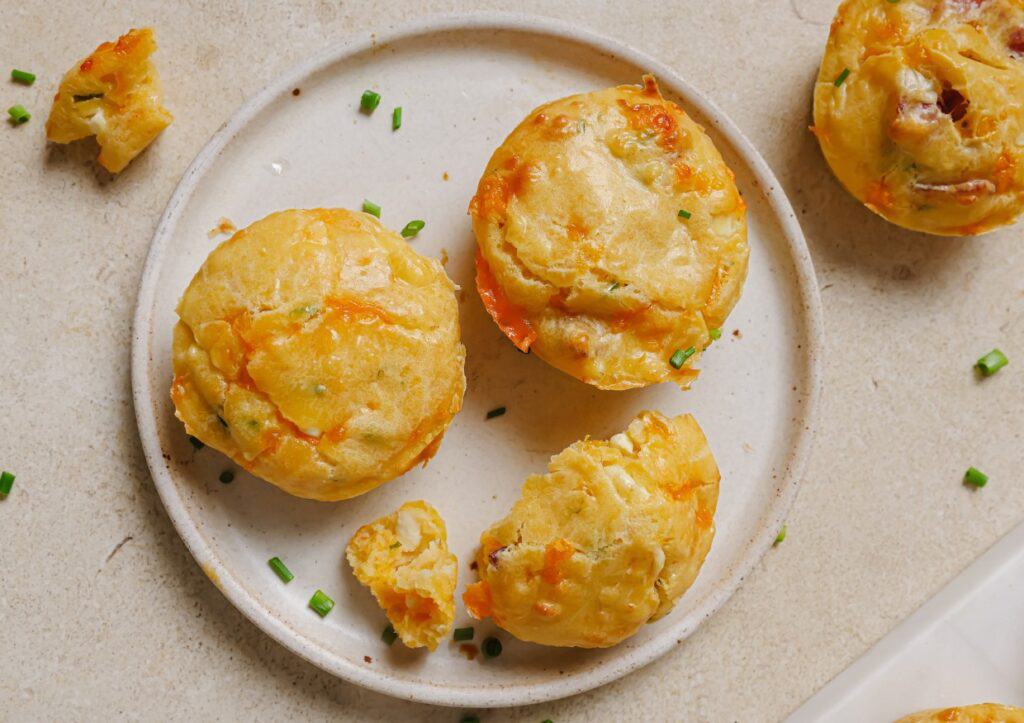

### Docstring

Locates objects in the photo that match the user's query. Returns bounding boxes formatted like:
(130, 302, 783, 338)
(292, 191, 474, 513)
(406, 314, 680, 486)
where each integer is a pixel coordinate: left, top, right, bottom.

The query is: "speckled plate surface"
(131, 13, 822, 708)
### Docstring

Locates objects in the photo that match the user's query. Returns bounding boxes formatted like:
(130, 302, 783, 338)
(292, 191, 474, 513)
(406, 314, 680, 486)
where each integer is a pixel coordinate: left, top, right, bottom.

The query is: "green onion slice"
(482, 636, 502, 658)
(360, 89, 381, 112)
(219, 470, 234, 484)
(392, 106, 402, 130)
(709, 327, 722, 340)
(0, 471, 14, 496)
(774, 525, 787, 545)
(486, 406, 506, 420)
(834, 68, 851, 87)
(309, 589, 335, 616)
(188, 436, 205, 450)
(669, 346, 696, 369)
(382, 624, 399, 645)
(7, 105, 30, 123)
(268, 557, 294, 583)
(400, 220, 425, 238)
(453, 626, 475, 641)
(362, 199, 381, 218)
(964, 467, 988, 488)
(11, 69, 35, 85)
(976, 349, 1008, 377)
(678, 209, 692, 219)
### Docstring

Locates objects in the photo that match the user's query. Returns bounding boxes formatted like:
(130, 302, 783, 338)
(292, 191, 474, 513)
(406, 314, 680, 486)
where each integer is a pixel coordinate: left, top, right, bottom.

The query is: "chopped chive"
(482, 636, 502, 658)
(677, 209, 692, 219)
(774, 525, 787, 545)
(381, 623, 399, 645)
(453, 626, 475, 641)
(309, 589, 335, 616)
(542, 720, 554, 723)
(188, 435, 205, 450)
(7, 105, 30, 124)
(669, 346, 696, 369)
(392, 106, 402, 130)
(0, 471, 14, 496)
(360, 89, 381, 113)
(268, 556, 294, 583)
(362, 199, 381, 218)
(400, 220, 425, 238)
(609, 282, 620, 291)
(314, 384, 327, 395)
(709, 327, 722, 340)
(389, 541, 402, 549)
(11, 69, 35, 85)
(486, 406, 506, 420)
(219, 470, 234, 484)
(976, 348, 1008, 377)
(964, 467, 988, 488)
(834, 68, 851, 87)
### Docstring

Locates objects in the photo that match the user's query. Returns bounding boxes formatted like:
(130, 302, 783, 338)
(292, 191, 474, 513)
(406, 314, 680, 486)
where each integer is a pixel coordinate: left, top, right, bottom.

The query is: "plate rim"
(131, 11, 824, 708)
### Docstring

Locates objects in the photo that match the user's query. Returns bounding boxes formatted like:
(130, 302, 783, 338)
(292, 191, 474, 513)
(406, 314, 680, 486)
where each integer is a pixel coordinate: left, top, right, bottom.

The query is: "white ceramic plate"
(132, 13, 822, 708)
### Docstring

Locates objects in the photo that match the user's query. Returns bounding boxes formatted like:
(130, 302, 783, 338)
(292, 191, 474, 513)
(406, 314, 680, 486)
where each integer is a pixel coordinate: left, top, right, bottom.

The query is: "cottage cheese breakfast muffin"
(46, 28, 172, 173)
(171, 208, 465, 501)
(895, 704, 1024, 722)
(470, 76, 748, 390)
(347, 501, 457, 650)
(813, 0, 1024, 235)
(462, 411, 719, 648)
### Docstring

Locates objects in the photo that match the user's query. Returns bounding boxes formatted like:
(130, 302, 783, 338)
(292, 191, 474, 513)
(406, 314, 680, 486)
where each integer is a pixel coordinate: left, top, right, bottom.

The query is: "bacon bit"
(1010, 27, 1024, 55)
(474, 250, 537, 352)
(994, 150, 1015, 193)
(864, 180, 894, 210)
(363, 655, 372, 663)
(541, 539, 575, 585)
(207, 217, 237, 238)
(938, 87, 969, 122)
(463, 581, 493, 619)
(459, 644, 478, 660)
(695, 507, 713, 529)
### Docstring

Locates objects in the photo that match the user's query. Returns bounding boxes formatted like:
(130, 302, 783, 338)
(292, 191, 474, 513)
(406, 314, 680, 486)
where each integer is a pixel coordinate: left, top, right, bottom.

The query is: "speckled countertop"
(1, 1, 1021, 721)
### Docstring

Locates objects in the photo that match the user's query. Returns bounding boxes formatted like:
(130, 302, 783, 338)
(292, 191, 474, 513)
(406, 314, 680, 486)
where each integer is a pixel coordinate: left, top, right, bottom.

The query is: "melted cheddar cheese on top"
(470, 76, 748, 391)
(895, 704, 1024, 723)
(45, 28, 173, 173)
(171, 209, 466, 501)
(814, 0, 1024, 235)
(347, 501, 457, 650)
(463, 411, 719, 648)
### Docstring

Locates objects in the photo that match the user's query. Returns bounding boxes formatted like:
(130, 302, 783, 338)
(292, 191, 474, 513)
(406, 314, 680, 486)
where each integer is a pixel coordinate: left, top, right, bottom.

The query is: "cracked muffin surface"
(171, 208, 465, 501)
(462, 411, 719, 648)
(814, 0, 1024, 235)
(347, 501, 457, 650)
(470, 76, 748, 390)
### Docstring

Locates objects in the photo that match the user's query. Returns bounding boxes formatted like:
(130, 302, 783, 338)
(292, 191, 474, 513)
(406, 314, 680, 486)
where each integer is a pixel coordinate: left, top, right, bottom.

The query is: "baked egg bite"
(347, 501, 457, 650)
(813, 0, 1024, 236)
(895, 704, 1024, 722)
(470, 76, 748, 390)
(171, 208, 466, 501)
(45, 28, 173, 173)
(462, 411, 719, 648)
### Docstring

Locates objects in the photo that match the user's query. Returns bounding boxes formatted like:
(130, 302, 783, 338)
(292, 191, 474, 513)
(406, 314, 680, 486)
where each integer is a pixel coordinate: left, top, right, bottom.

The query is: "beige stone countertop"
(1, 1, 1021, 720)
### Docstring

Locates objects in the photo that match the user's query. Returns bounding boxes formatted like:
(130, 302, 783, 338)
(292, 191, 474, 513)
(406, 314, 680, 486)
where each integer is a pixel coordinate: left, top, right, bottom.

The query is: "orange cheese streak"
(474, 250, 538, 353)
(463, 580, 493, 619)
(541, 539, 575, 585)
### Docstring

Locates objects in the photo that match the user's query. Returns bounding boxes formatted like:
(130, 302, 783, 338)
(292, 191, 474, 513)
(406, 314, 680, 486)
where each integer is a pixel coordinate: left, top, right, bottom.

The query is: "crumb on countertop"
(459, 644, 478, 660)
(207, 217, 236, 238)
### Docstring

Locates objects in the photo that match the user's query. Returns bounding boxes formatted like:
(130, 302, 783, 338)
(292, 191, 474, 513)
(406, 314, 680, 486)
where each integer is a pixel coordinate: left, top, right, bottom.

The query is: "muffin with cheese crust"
(813, 0, 1024, 236)
(895, 704, 1024, 722)
(462, 411, 719, 648)
(470, 76, 748, 390)
(171, 208, 465, 501)
(347, 501, 457, 650)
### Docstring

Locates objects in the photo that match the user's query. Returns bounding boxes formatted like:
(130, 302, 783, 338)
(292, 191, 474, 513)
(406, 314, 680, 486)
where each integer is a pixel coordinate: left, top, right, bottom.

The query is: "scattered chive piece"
(314, 384, 327, 395)
(774, 525, 787, 545)
(678, 209, 692, 220)
(360, 89, 381, 113)
(453, 626, 475, 642)
(188, 435, 205, 450)
(669, 346, 696, 369)
(392, 106, 402, 130)
(0, 471, 14, 496)
(362, 199, 381, 218)
(7, 105, 30, 123)
(609, 282, 620, 291)
(309, 589, 335, 617)
(834, 68, 851, 87)
(542, 720, 554, 723)
(219, 470, 234, 484)
(401, 219, 425, 238)
(382, 624, 399, 645)
(389, 541, 402, 549)
(268, 557, 294, 583)
(709, 327, 722, 340)
(461, 717, 480, 723)
(976, 348, 1008, 377)
(964, 467, 988, 488)
(11, 69, 35, 85)
(482, 636, 502, 658)
(486, 406, 506, 420)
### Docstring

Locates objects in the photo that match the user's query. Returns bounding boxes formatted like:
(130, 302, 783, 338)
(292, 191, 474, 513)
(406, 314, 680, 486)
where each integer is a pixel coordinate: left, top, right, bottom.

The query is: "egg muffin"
(46, 28, 173, 173)
(171, 209, 465, 501)
(813, 0, 1024, 236)
(896, 704, 1024, 722)
(347, 501, 457, 650)
(462, 411, 719, 648)
(470, 76, 748, 390)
